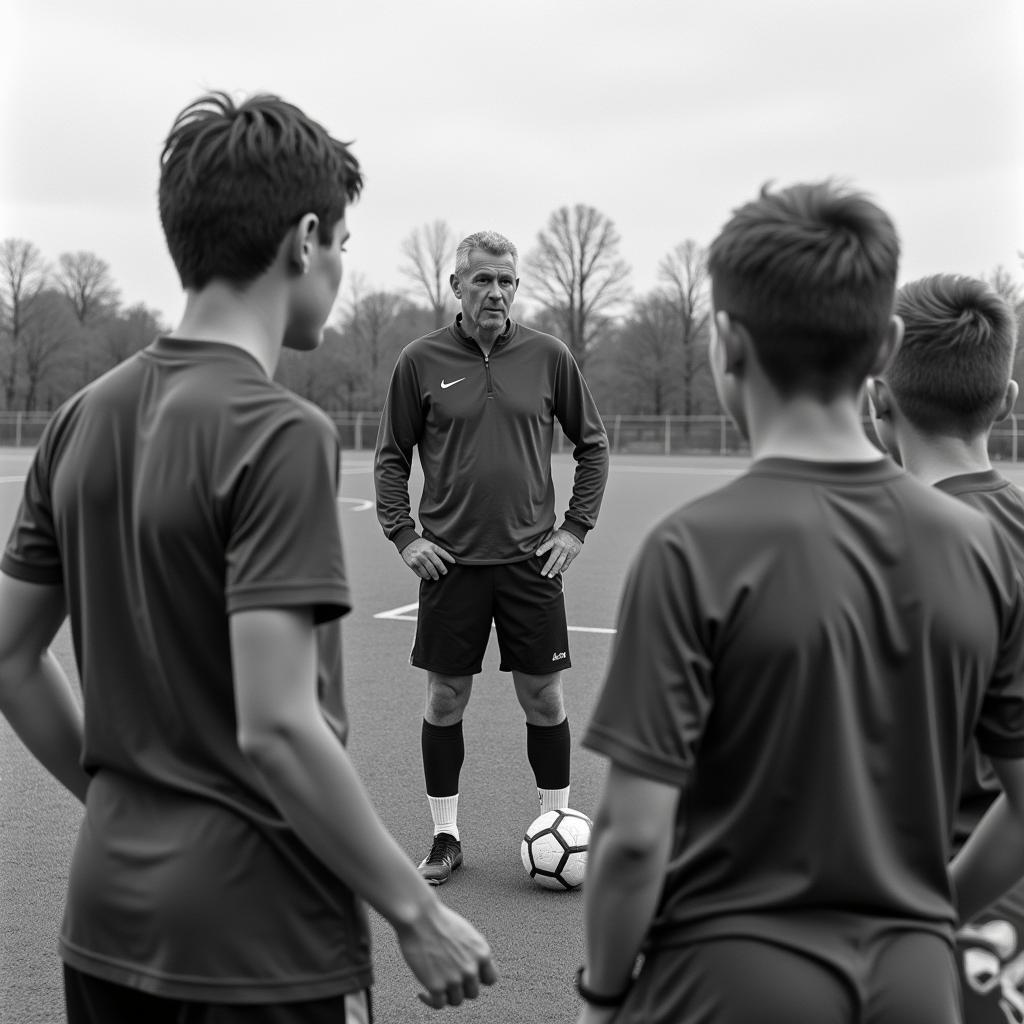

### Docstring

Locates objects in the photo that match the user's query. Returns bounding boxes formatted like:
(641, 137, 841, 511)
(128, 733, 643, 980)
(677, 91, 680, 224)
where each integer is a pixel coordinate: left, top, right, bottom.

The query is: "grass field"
(7, 449, 1024, 1023)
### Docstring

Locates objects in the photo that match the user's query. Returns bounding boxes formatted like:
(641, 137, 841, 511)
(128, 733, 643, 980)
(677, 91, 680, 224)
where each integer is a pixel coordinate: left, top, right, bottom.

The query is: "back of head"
(454, 230, 519, 278)
(886, 274, 1017, 438)
(159, 91, 363, 291)
(708, 181, 900, 399)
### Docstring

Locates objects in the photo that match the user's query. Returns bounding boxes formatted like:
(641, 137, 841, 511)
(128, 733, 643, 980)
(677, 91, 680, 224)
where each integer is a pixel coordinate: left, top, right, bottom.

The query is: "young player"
(868, 273, 1024, 1023)
(575, 182, 1024, 1024)
(0, 91, 495, 1023)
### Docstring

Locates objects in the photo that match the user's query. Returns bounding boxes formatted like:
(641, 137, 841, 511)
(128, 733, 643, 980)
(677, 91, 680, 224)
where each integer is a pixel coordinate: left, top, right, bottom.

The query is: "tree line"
(4, 207, 1023, 420)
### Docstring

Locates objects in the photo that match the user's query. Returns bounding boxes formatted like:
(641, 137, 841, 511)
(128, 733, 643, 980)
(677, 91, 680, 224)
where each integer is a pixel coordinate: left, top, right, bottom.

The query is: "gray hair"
(454, 231, 519, 279)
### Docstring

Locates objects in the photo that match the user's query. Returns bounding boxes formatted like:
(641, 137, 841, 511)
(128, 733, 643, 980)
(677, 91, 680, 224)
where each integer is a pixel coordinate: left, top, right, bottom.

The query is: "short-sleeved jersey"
(935, 469, 1024, 852)
(1, 338, 371, 1002)
(584, 458, 1024, 955)
(374, 317, 609, 562)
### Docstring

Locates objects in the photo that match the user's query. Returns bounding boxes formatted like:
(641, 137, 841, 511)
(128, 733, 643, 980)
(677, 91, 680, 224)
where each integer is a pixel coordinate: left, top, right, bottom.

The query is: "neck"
(460, 315, 503, 356)
(747, 388, 882, 463)
(895, 428, 992, 486)
(169, 282, 285, 377)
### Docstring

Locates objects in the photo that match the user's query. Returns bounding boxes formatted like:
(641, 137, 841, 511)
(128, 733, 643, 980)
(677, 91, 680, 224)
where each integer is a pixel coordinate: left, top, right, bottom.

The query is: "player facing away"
(868, 273, 1024, 1023)
(0, 92, 495, 1023)
(575, 182, 1024, 1024)
(374, 231, 609, 885)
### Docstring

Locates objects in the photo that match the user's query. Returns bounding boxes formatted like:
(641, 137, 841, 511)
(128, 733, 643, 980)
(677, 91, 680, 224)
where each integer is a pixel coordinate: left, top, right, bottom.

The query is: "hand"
(395, 900, 497, 1009)
(401, 538, 456, 580)
(576, 1005, 621, 1024)
(536, 529, 582, 578)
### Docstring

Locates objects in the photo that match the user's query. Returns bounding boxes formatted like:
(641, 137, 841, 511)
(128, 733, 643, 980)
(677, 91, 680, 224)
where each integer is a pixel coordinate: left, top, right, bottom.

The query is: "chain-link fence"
(3, 410, 1023, 461)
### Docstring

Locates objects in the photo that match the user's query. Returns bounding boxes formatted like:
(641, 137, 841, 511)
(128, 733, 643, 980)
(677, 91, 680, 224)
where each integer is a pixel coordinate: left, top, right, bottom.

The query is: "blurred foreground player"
(0, 91, 494, 1023)
(576, 182, 1024, 1024)
(374, 230, 608, 885)
(870, 273, 1024, 1023)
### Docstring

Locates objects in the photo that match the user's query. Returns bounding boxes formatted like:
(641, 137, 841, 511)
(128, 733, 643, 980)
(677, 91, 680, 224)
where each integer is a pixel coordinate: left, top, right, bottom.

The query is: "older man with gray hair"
(374, 229, 609, 885)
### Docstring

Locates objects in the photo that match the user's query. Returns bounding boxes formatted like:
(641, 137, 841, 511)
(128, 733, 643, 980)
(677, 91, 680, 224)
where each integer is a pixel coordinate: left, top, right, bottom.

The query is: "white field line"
(337, 497, 374, 512)
(373, 601, 615, 634)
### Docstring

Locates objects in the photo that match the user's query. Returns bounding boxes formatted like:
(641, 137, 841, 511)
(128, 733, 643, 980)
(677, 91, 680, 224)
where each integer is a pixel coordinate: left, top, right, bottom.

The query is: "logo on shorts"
(552, 651, 567, 661)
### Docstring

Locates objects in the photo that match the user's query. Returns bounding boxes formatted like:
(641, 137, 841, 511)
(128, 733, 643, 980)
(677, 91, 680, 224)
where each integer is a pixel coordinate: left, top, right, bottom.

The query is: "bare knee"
(425, 672, 473, 725)
(513, 671, 565, 726)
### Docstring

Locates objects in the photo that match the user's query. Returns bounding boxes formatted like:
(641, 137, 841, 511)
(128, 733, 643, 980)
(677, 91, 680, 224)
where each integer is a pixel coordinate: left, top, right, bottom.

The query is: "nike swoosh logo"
(440, 377, 466, 389)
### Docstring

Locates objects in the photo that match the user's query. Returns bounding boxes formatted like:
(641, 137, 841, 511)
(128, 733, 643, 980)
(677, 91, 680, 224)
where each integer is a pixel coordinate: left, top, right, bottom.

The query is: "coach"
(374, 230, 609, 886)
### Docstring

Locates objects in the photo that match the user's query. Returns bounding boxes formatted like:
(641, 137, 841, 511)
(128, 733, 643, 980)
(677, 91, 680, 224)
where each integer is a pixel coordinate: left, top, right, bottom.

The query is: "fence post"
(664, 415, 671, 456)
(719, 415, 726, 455)
(355, 412, 362, 451)
(15, 412, 22, 448)
(613, 415, 621, 454)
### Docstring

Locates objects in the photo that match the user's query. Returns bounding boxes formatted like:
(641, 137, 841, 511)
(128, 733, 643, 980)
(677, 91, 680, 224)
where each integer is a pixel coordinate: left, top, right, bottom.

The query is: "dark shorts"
(411, 558, 571, 676)
(956, 883, 1024, 1023)
(617, 933, 960, 1024)
(64, 965, 373, 1024)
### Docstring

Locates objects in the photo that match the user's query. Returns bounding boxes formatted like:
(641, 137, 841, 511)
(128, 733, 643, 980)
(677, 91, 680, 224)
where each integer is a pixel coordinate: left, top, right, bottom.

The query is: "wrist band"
(574, 966, 632, 1007)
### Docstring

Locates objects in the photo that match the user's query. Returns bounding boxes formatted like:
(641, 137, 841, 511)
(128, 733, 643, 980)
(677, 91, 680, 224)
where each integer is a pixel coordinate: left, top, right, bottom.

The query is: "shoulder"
(399, 324, 455, 360)
(512, 322, 569, 354)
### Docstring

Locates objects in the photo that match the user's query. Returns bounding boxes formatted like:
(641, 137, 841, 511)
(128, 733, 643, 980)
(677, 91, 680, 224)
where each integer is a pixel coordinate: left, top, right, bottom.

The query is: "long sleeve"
(554, 350, 609, 540)
(373, 353, 422, 554)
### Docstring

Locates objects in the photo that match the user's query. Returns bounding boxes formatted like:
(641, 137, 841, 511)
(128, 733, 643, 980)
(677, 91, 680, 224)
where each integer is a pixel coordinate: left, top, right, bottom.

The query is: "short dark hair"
(159, 91, 363, 290)
(708, 181, 900, 399)
(885, 274, 1017, 437)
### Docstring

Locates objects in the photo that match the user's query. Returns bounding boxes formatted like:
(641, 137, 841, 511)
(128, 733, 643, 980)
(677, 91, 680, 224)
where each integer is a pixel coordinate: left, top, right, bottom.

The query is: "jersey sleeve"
(975, 554, 1024, 760)
(552, 345, 609, 540)
(1, 417, 63, 585)
(583, 523, 712, 785)
(373, 350, 423, 553)
(225, 413, 349, 623)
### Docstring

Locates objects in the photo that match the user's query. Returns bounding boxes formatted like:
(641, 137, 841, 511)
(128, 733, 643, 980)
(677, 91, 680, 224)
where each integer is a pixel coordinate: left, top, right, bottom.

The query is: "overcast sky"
(3, 0, 1022, 326)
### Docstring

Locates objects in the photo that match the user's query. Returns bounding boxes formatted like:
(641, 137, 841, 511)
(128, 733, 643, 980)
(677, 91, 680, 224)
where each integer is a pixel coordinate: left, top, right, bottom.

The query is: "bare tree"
(401, 220, 456, 329)
(985, 264, 1024, 310)
(659, 240, 712, 424)
(55, 250, 121, 326)
(21, 292, 74, 411)
(525, 204, 631, 367)
(341, 275, 412, 407)
(0, 238, 50, 408)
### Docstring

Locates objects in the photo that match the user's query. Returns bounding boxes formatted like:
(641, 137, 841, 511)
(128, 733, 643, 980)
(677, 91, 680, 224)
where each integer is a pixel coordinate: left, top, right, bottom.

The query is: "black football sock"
(527, 717, 571, 791)
(422, 719, 465, 797)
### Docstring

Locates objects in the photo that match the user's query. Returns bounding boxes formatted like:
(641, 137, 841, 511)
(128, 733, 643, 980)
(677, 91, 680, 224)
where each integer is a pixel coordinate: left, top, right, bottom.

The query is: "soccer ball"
(520, 808, 592, 890)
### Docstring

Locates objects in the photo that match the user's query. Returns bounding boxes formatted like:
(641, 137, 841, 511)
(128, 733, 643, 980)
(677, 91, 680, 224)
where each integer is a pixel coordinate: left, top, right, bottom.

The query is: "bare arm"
(231, 607, 495, 1009)
(576, 763, 678, 1021)
(0, 572, 88, 803)
(951, 756, 1024, 924)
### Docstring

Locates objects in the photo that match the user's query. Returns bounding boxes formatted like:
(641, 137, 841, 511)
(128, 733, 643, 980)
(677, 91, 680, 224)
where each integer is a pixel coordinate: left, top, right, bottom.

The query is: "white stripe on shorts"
(345, 989, 371, 1024)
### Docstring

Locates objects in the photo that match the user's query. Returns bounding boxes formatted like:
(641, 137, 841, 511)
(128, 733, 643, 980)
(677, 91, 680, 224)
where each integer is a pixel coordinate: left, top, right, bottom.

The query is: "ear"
(868, 314, 904, 377)
(995, 380, 1020, 423)
(865, 376, 893, 421)
(288, 213, 320, 275)
(449, 273, 461, 299)
(714, 311, 748, 376)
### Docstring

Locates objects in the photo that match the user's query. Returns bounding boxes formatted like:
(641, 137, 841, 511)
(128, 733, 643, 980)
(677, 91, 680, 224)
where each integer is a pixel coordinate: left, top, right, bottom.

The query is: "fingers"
(417, 958, 496, 1009)
(541, 541, 580, 578)
(403, 543, 455, 580)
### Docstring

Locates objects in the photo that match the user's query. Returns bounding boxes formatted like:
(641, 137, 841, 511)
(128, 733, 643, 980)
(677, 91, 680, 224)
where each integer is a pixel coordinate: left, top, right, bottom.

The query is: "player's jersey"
(1, 338, 371, 1002)
(374, 315, 609, 563)
(584, 458, 1024, 956)
(936, 470, 1024, 852)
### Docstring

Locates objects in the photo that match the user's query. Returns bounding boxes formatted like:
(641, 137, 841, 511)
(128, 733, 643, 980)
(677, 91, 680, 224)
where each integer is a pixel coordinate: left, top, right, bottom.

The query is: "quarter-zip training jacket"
(374, 318, 609, 564)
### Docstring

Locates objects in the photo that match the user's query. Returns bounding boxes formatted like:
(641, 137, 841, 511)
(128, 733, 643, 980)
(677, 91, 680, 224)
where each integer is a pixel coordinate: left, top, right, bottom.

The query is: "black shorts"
(617, 932, 960, 1024)
(956, 882, 1024, 1023)
(64, 965, 373, 1024)
(411, 558, 571, 676)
